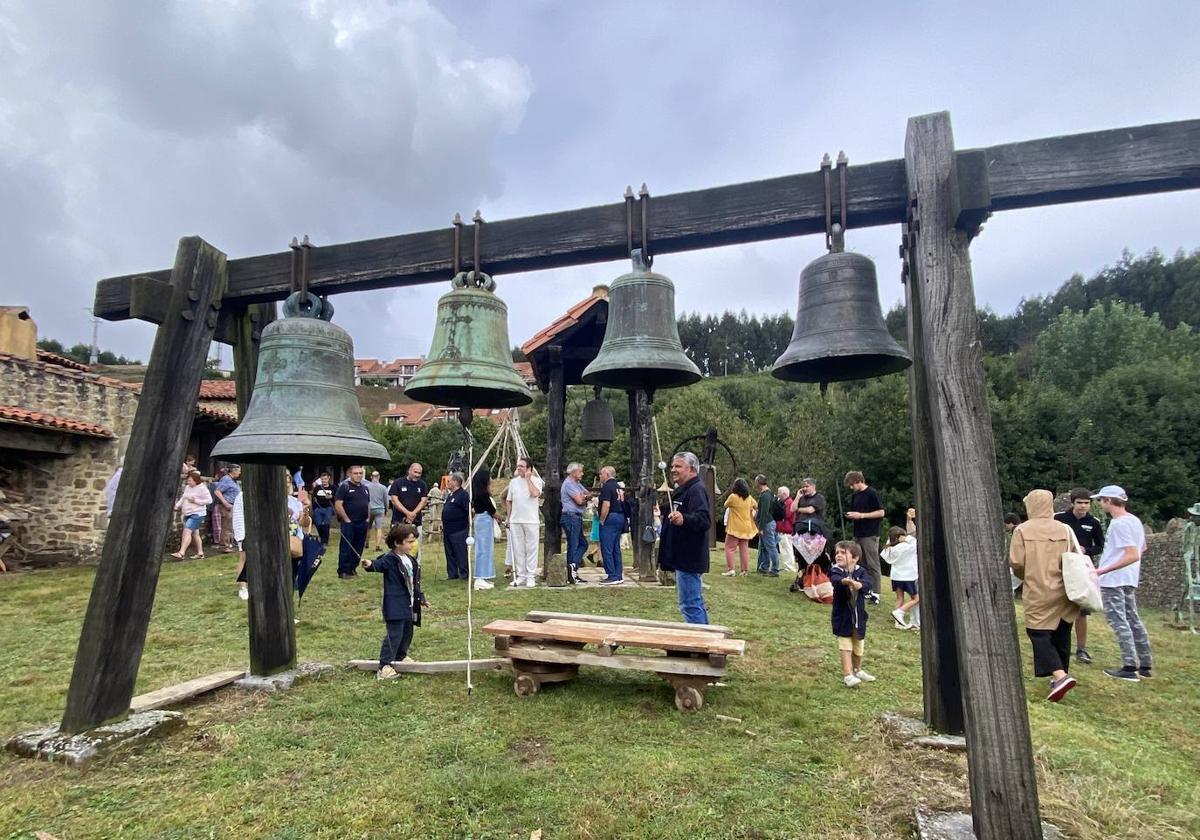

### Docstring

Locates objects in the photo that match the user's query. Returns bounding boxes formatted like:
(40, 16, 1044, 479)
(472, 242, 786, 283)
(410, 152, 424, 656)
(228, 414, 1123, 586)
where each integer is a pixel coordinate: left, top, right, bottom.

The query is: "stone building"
(0, 307, 235, 568)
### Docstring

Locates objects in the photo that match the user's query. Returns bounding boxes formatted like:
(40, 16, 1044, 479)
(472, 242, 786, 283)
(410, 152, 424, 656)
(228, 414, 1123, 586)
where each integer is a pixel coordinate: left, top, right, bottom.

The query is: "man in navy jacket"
(658, 451, 712, 624)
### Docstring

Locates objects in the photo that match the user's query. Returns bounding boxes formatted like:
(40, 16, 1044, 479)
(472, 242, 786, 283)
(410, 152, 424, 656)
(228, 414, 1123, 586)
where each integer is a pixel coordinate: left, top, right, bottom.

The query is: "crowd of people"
(161, 452, 1169, 698)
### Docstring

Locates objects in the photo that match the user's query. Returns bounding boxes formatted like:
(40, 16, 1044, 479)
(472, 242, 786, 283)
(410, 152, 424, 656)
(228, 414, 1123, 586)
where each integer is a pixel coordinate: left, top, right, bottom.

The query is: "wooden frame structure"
(73, 112, 1200, 840)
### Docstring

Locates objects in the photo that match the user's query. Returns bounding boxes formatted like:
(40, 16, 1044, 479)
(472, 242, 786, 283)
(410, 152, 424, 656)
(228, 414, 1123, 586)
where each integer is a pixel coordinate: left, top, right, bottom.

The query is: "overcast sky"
(2, 1, 1198, 364)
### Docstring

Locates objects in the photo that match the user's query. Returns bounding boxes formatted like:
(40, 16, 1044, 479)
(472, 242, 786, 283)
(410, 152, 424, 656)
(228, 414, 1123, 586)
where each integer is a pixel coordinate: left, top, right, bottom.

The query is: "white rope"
(652, 414, 672, 504)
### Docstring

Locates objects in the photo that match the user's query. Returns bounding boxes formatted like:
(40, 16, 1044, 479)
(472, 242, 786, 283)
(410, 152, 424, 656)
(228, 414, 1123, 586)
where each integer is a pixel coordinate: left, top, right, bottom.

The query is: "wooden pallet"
(483, 616, 744, 712)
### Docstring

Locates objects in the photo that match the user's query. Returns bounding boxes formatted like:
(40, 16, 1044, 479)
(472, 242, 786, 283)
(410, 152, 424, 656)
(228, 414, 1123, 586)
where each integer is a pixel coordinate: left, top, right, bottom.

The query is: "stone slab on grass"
(914, 733, 968, 752)
(233, 661, 334, 693)
(6, 710, 185, 767)
(914, 808, 1064, 840)
(879, 711, 929, 743)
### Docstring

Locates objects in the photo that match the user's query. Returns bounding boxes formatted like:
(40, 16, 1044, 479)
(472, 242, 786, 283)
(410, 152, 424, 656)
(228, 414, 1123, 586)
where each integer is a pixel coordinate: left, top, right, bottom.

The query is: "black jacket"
(367, 551, 425, 624)
(1053, 511, 1105, 557)
(442, 488, 470, 533)
(658, 475, 712, 574)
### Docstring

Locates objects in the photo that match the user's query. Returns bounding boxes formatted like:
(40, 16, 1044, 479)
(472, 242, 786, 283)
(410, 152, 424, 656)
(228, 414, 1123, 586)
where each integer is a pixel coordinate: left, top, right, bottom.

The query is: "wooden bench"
(483, 615, 745, 712)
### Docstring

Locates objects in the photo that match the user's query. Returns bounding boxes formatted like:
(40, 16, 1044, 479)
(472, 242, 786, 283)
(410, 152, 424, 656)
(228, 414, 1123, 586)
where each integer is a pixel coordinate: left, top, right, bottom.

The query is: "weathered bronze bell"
(213, 292, 390, 465)
(772, 250, 911, 383)
(580, 386, 615, 443)
(404, 272, 533, 409)
(582, 250, 701, 390)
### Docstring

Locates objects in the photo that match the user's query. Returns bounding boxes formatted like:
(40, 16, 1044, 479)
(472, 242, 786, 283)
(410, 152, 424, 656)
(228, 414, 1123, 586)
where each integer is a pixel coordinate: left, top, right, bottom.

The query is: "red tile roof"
(520, 285, 609, 356)
(354, 357, 425, 376)
(377, 401, 509, 427)
(198, 380, 237, 399)
(0, 405, 115, 438)
(36, 350, 92, 372)
(195, 404, 238, 425)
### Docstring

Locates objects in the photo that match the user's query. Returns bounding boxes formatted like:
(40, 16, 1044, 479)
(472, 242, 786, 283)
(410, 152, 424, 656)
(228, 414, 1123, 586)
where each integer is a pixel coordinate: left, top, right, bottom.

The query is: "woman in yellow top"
(723, 478, 758, 576)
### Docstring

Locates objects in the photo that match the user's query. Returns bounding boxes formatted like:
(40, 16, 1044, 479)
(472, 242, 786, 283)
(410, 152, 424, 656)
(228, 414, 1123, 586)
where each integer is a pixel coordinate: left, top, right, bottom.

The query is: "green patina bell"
(404, 272, 533, 409)
(581, 250, 701, 390)
(580, 386, 615, 443)
(212, 291, 389, 465)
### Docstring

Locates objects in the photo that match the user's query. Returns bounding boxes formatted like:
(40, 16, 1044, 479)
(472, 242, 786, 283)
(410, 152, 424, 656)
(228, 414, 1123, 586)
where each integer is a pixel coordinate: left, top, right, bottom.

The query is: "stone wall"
(0, 354, 137, 565)
(1139, 520, 1186, 610)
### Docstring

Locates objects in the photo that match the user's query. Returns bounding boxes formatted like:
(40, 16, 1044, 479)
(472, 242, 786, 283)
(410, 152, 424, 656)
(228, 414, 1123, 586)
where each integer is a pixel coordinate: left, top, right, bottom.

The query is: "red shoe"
(1047, 675, 1076, 702)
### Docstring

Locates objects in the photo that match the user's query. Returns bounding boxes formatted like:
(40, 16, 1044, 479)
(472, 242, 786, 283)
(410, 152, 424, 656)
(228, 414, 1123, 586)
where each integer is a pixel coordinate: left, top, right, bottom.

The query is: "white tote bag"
(1060, 524, 1102, 612)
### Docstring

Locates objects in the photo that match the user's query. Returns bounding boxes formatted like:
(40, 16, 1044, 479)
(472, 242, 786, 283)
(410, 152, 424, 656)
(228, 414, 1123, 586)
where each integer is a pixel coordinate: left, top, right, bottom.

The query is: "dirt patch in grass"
(509, 737, 554, 769)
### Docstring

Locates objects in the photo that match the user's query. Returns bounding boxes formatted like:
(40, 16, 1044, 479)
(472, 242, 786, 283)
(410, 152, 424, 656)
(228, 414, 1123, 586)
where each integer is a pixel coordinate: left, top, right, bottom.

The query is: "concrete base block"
(914, 808, 1064, 839)
(6, 710, 185, 767)
(233, 661, 334, 693)
(879, 711, 929, 743)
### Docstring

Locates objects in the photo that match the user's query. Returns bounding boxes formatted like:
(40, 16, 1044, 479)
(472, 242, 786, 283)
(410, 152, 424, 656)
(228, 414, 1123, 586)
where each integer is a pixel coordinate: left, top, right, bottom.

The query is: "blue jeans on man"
(757, 520, 778, 573)
(338, 519, 369, 576)
(676, 571, 709, 624)
(313, 506, 333, 545)
(562, 512, 587, 574)
(599, 512, 625, 581)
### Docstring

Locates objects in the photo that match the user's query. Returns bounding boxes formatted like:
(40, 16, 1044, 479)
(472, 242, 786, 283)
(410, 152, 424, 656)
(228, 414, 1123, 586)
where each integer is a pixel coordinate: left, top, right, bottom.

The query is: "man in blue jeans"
(334, 465, 371, 579)
(597, 465, 625, 585)
(658, 452, 712, 624)
(754, 474, 778, 576)
(560, 462, 590, 584)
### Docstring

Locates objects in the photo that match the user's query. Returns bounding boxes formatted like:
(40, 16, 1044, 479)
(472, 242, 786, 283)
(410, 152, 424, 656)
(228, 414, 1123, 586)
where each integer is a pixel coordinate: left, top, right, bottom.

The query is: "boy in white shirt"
(881, 526, 920, 629)
(1093, 485, 1152, 681)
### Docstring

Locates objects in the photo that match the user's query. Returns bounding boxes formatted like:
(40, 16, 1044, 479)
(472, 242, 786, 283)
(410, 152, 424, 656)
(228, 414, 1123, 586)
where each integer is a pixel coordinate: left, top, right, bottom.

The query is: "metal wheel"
(514, 674, 539, 697)
(674, 685, 703, 712)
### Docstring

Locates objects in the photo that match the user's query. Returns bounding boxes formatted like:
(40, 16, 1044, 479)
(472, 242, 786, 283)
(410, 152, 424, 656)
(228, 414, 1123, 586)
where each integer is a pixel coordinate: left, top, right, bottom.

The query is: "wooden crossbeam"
(93, 118, 1200, 321)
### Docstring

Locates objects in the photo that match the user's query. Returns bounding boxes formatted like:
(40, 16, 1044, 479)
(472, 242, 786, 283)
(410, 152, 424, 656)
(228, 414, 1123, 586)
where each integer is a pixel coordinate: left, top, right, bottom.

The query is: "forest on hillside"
(372, 248, 1200, 532)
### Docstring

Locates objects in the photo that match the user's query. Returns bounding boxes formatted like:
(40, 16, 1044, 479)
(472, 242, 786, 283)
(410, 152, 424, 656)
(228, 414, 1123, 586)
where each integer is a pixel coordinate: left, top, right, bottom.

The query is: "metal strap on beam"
(94, 117, 1200, 321)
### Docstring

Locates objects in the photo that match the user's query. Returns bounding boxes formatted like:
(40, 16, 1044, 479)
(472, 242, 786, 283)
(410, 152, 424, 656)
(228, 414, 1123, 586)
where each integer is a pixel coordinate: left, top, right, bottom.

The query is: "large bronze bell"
(580, 386, 615, 443)
(404, 272, 533, 409)
(582, 250, 701, 390)
(213, 292, 390, 465)
(772, 249, 911, 383)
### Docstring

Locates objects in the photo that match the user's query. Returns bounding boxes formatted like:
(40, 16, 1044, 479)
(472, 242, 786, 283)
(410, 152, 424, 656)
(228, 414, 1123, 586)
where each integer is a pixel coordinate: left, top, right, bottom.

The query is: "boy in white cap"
(1092, 485, 1152, 681)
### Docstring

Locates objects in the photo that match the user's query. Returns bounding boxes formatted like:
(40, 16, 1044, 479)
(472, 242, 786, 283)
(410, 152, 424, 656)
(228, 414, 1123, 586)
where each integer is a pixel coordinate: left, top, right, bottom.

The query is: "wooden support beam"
(347, 658, 507, 673)
(233, 303, 297, 677)
(0, 427, 79, 456)
(93, 118, 1200, 321)
(905, 112, 1042, 840)
(902, 206, 964, 736)
(129, 276, 241, 345)
(542, 345, 564, 564)
(61, 236, 227, 735)
(628, 389, 656, 581)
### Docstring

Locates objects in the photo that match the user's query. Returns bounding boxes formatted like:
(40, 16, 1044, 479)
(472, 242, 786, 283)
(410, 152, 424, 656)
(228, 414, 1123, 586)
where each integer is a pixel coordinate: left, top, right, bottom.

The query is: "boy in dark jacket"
(362, 523, 427, 680)
(829, 540, 876, 688)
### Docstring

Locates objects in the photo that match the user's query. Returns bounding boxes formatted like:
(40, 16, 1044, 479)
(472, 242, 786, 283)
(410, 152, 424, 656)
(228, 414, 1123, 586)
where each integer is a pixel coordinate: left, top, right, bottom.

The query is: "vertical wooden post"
(902, 210, 964, 735)
(232, 303, 296, 676)
(905, 111, 1042, 839)
(543, 346, 565, 562)
(628, 389, 656, 581)
(61, 237, 227, 734)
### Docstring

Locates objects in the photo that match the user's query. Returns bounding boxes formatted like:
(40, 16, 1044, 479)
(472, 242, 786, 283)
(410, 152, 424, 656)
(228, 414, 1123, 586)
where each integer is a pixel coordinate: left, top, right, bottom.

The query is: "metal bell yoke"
(212, 290, 390, 465)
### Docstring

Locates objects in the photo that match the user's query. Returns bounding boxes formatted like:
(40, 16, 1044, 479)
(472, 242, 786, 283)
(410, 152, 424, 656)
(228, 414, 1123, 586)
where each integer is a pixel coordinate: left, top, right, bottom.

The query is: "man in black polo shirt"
(389, 463, 430, 534)
(335, 465, 371, 578)
(844, 470, 885, 598)
(1054, 487, 1106, 664)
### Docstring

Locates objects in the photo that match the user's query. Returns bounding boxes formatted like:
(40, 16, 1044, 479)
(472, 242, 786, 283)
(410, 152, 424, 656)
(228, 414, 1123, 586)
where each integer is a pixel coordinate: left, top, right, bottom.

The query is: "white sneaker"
(891, 608, 908, 626)
(525, 578, 537, 588)
(377, 665, 400, 681)
(854, 669, 876, 682)
(238, 587, 249, 601)
(473, 578, 493, 590)
(721, 569, 736, 577)
(843, 674, 862, 688)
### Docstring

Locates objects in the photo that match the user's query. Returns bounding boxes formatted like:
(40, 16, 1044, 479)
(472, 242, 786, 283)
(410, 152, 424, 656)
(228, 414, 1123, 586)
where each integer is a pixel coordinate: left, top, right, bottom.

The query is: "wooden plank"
(129, 669, 245, 713)
(628, 389, 656, 581)
(61, 237, 228, 735)
(234, 303, 297, 677)
(347, 658, 507, 673)
(905, 111, 1042, 840)
(505, 642, 725, 677)
(482, 618, 745, 656)
(0, 427, 78, 455)
(524, 610, 734, 637)
(543, 345, 564, 564)
(902, 208, 964, 736)
(93, 118, 1200, 321)
(129, 276, 241, 345)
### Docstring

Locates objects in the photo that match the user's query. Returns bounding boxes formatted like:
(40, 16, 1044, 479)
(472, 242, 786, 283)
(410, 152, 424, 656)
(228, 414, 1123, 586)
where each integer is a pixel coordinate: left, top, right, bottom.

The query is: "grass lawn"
(1, 539, 1197, 839)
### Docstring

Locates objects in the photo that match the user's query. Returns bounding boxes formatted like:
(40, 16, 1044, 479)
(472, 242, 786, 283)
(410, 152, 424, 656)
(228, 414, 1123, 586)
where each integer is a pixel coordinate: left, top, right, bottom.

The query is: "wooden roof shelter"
(68, 112, 1200, 840)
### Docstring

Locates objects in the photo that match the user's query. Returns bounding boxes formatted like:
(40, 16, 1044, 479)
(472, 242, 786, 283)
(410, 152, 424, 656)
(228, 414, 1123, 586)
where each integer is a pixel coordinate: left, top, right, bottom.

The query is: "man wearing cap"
(1093, 485, 1153, 681)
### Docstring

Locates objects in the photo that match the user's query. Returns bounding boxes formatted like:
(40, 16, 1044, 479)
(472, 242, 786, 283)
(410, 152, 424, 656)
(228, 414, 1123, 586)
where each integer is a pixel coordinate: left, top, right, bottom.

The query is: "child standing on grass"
(881, 526, 920, 629)
(830, 540, 875, 688)
(361, 524, 427, 681)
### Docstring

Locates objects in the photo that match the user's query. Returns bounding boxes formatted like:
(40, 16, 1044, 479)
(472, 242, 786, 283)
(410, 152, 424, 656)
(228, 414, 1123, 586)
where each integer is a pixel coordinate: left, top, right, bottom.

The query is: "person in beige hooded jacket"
(1009, 488, 1080, 702)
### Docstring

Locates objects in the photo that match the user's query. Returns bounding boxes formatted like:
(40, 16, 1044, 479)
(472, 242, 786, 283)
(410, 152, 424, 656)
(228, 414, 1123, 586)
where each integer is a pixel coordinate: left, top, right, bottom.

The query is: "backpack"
(800, 563, 835, 604)
(771, 497, 786, 522)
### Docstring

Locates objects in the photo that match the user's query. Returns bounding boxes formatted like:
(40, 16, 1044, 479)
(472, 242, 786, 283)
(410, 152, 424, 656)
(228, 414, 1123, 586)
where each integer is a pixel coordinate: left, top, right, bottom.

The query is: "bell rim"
(212, 434, 390, 465)
(770, 350, 913, 383)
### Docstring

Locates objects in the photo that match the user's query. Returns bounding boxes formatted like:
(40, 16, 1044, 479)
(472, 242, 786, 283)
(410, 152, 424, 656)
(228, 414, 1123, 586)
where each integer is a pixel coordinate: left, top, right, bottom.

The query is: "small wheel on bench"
(674, 685, 704, 712)
(514, 674, 539, 697)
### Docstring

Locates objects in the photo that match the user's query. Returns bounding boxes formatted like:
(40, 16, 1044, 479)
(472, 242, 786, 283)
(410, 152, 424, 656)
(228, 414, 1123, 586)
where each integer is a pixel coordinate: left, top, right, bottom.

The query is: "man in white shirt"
(1093, 485, 1153, 681)
(504, 457, 543, 588)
